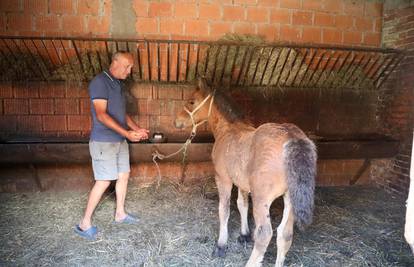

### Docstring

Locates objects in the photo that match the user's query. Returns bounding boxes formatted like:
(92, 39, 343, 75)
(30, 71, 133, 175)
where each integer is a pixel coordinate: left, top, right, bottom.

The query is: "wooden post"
(405, 131, 414, 254)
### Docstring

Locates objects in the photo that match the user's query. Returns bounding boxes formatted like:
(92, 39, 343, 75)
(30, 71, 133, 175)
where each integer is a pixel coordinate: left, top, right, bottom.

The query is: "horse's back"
(247, 123, 311, 200)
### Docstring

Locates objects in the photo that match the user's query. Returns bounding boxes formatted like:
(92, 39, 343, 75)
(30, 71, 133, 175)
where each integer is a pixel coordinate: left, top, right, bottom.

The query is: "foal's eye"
(189, 100, 195, 105)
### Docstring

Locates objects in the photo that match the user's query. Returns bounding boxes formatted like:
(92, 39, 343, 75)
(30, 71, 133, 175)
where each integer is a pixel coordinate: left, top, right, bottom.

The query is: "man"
(75, 51, 149, 240)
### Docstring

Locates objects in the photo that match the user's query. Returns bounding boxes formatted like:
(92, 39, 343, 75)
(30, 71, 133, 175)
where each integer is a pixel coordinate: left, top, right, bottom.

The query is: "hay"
(0, 181, 412, 266)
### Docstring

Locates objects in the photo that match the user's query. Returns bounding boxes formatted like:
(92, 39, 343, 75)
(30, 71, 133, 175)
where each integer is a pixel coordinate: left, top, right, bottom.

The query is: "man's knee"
(118, 172, 130, 181)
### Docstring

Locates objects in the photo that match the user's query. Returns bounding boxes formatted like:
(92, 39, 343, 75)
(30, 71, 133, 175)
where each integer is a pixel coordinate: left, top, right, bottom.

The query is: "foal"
(174, 79, 317, 267)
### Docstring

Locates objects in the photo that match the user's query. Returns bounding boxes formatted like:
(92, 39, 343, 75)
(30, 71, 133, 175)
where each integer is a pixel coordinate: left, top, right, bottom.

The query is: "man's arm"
(93, 99, 141, 142)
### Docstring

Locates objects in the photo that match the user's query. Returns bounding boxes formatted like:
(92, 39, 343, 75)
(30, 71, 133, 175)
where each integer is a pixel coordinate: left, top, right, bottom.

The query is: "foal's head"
(174, 78, 214, 129)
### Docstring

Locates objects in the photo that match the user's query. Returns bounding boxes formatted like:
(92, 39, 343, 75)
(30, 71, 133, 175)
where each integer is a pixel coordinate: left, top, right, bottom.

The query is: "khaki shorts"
(89, 140, 130, 180)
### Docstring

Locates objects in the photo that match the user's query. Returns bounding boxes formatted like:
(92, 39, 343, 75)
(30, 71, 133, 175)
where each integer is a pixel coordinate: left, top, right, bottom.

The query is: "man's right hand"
(126, 130, 143, 142)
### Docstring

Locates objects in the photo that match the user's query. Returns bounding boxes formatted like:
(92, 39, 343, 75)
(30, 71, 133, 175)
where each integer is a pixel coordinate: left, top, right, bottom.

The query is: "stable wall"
(2, 0, 411, 192)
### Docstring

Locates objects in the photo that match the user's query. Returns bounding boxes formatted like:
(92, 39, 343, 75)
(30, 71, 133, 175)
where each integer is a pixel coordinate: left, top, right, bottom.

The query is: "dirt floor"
(0, 179, 413, 267)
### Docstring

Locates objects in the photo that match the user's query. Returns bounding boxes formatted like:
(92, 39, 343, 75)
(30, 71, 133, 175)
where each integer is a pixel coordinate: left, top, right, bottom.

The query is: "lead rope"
(152, 92, 215, 188)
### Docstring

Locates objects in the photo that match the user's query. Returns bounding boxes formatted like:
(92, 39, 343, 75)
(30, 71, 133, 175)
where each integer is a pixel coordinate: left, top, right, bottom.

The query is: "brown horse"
(174, 78, 317, 267)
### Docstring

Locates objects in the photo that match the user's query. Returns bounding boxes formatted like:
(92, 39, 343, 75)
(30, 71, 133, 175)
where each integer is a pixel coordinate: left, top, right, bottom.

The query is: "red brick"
(257, 0, 281, 7)
(280, 0, 301, 9)
(136, 18, 158, 34)
(50, 0, 75, 14)
(303, 0, 322, 11)
(158, 115, 176, 132)
(344, 31, 362, 45)
(257, 24, 279, 42)
(223, 6, 245, 21)
(43, 115, 67, 131)
(160, 18, 184, 35)
(0, 1, 20, 12)
(0, 84, 13, 98)
(335, 15, 354, 30)
(292, 11, 313, 25)
(87, 16, 110, 34)
(270, 8, 291, 24)
(175, 3, 197, 18)
(233, 22, 256, 35)
(314, 12, 334, 27)
(363, 32, 381, 47)
(210, 22, 232, 38)
(343, 1, 364, 16)
(323, 0, 343, 13)
(79, 98, 90, 115)
(62, 15, 85, 33)
(17, 115, 42, 132)
(147, 99, 161, 115)
(374, 18, 382, 33)
(35, 16, 61, 31)
(322, 28, 342, 44)
(39, 84, 65, 98)
(302, 27, 321, 43)
(131, 83, 153, 99)
(7, 13, 32, 31)
(149, 2, 172, 17)
(14, 84, 39, 98)
(78, 0, 100, 15)
(234, 0, 257, 5)
(136, 115, 149, 130)
(247, 7, 269, 23)
(66, 83, 88, 97)
(355, 17, 374, 32)
(365, 2, 383, 17)
(158, 85, 182, 100)
(137, 99, 149, 115)
(133, 0, 149, 17)
(68, 115, 91, 131)
(30, 99, 54, 114)
(280, 25, 301, 42)
(199, 3, 222, 20)
(23, 0, 47, 13)
(0, 115, 17, 132)
(55, 99, 79, 114)
(185, 19, 209, 37)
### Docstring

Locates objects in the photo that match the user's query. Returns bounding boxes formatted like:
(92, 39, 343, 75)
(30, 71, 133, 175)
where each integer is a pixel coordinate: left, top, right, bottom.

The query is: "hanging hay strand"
(0, 180, 413, 266)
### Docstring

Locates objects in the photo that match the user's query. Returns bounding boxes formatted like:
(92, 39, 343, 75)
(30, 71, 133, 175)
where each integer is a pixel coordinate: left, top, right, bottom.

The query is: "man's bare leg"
(115, 172, 129, 221)
(79, 180, 111, 230)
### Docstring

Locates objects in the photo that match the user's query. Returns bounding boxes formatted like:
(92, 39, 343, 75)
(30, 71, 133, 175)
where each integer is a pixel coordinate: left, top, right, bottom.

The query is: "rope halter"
(183, 90, 216, 138)
(151, 90, 215, 187)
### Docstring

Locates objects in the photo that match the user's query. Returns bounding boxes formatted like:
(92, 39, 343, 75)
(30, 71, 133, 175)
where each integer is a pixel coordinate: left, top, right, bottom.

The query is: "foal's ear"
(197, 77, 208, 91)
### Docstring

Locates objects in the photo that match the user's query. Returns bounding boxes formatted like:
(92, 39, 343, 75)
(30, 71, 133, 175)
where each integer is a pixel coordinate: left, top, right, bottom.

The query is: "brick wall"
(0, 82, 91, 140)
(0, 0, 111, 37)
(1, 0, 382, 47)
(3, 0, 409, 192)
(373, 2, 414, 196)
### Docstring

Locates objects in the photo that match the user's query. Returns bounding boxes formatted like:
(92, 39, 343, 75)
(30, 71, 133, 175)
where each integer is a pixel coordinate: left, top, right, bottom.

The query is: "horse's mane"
(199, 81, 246, 124)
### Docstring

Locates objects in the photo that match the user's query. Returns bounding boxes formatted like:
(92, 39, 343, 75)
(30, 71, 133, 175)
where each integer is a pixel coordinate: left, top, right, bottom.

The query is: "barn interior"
(0, 0, 413, 266)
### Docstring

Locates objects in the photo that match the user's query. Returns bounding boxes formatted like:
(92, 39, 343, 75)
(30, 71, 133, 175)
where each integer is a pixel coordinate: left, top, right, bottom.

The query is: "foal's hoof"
(238, 233, 252, 244)
(212, 245, 227, 258)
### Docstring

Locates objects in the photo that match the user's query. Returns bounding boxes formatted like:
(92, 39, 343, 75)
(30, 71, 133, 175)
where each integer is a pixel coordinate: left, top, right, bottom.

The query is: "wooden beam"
(0, 139, 399, 164)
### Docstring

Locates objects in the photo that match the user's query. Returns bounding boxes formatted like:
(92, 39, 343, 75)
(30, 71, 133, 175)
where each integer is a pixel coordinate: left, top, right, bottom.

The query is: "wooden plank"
(0, 140, 399, 164)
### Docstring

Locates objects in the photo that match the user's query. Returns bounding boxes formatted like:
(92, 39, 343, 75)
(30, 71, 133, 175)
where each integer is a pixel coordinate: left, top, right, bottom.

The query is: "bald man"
(75, 51, 149, 240)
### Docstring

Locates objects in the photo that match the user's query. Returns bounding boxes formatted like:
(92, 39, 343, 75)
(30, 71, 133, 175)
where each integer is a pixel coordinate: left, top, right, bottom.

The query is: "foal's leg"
(213, 175, 233, 257)
(237, 188, 251, 243)
(275, 192, 294, 267)
(246, 200, 273, 267)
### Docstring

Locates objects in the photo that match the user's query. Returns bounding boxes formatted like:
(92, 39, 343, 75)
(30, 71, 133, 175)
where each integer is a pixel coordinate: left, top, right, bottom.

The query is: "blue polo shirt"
(89, 70, 127, 142)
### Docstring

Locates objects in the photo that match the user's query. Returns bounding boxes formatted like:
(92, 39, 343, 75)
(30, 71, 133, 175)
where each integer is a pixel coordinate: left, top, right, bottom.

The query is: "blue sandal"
(74, 225, 98, 240)
(114, 214, 139, 224)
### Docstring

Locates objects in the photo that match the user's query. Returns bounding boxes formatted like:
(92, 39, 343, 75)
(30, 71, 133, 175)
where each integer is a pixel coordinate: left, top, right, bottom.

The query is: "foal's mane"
(198, 80, 246, 123)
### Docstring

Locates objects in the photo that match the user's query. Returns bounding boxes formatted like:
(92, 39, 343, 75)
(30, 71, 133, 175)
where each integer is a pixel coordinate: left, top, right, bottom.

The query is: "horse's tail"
(283, 137, 317, 231)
